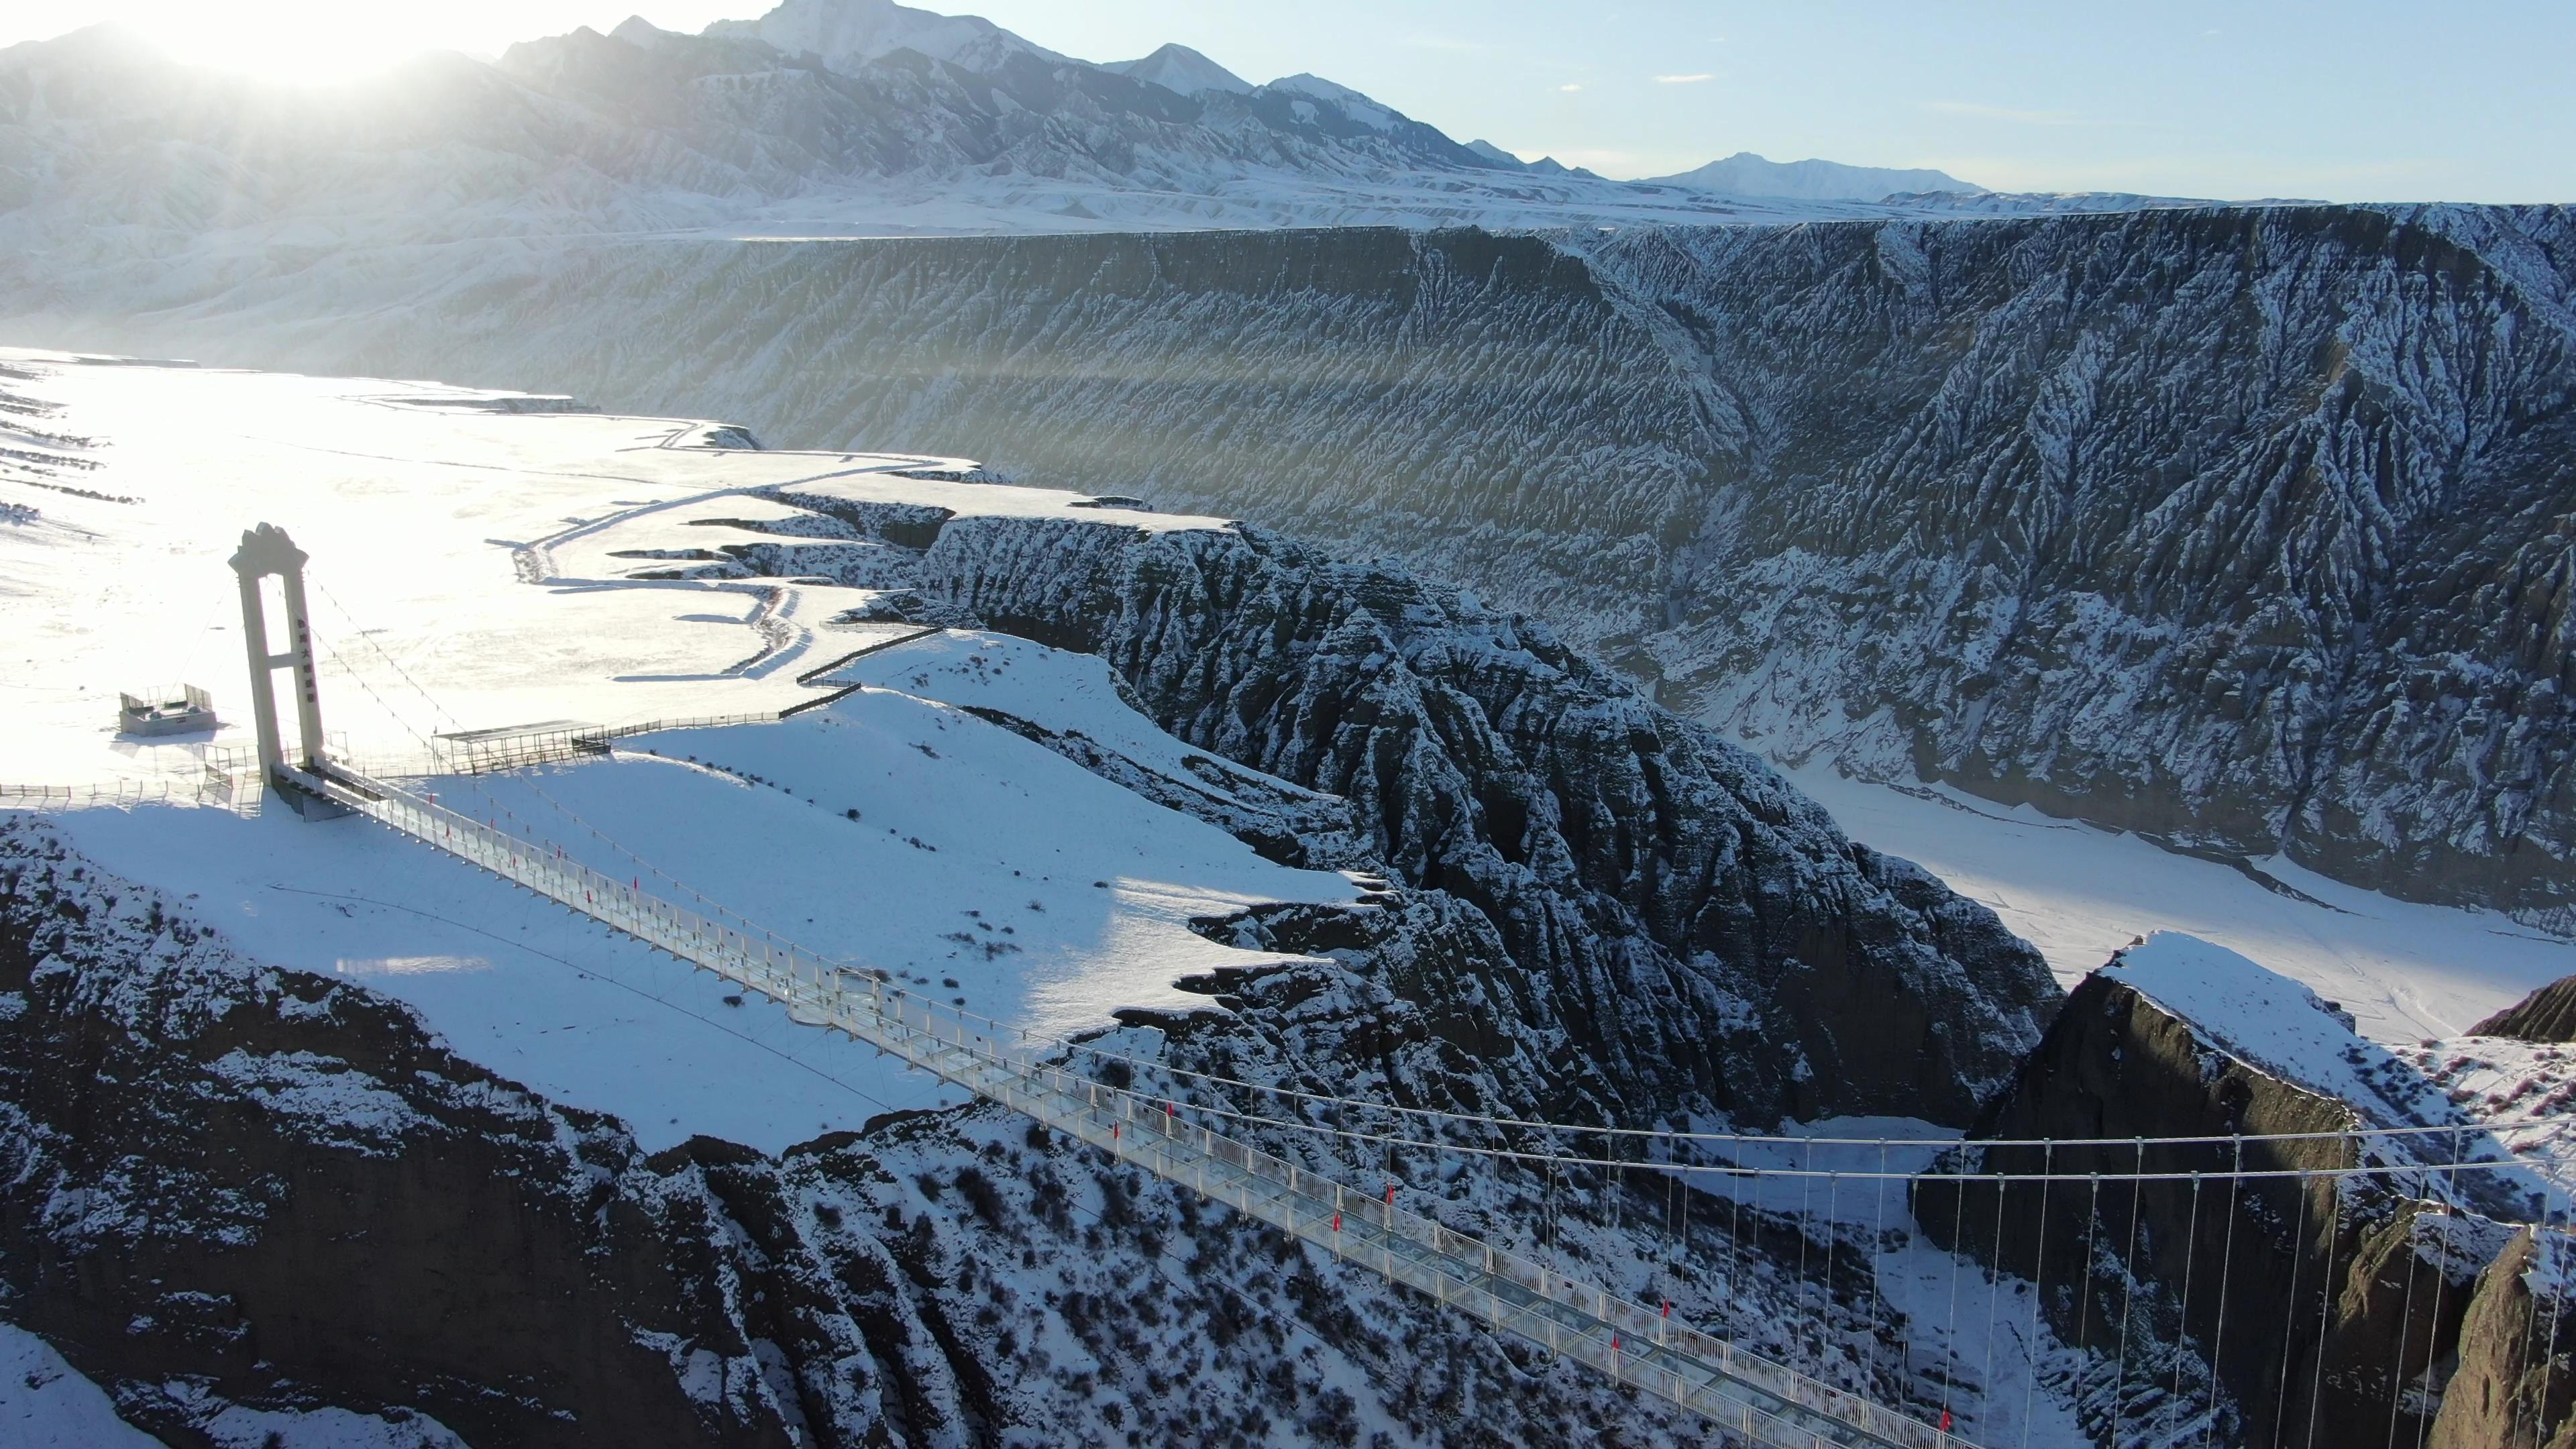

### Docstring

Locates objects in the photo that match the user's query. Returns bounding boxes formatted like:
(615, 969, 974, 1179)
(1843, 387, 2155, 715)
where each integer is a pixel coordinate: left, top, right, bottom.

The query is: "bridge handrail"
(864, 987, 1958, 1449)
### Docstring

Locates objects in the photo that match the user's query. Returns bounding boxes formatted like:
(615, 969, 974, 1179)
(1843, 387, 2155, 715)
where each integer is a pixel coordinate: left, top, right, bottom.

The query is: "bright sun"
(91, 1, 520, 83)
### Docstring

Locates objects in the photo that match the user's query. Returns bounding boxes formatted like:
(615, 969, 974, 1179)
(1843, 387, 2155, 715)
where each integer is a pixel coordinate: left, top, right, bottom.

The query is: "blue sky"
(17, 0, 2573, 201)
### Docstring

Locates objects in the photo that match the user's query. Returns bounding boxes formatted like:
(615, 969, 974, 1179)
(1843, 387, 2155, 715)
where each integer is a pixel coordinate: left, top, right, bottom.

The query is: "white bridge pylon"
(282, 757, 1974, 1449)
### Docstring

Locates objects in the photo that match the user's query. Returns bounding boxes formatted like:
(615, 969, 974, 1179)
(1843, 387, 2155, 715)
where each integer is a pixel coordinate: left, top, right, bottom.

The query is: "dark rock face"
(0, 819, 808, 1444)
(1077, 527, 2057, 1128)
(1590, 209, 2576, 936)
(2473, 975, 2576, 1042)
(54, 214, 2566, 928)
(1928, 969, 2553, 1448)
(2430, 1228, 2576, 1449)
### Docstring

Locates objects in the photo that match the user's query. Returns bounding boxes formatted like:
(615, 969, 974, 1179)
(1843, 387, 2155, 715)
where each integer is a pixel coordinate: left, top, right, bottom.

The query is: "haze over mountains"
(2, 0, 2156, 248)
(1644, 151, 1984, 202)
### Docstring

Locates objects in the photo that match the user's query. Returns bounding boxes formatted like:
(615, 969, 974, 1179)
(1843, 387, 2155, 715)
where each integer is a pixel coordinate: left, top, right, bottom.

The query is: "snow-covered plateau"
(4, 349, 2573, 1448)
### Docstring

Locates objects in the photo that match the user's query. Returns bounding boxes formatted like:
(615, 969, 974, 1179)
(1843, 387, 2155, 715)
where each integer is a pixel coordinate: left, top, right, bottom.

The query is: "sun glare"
(108, 1, 445, 83)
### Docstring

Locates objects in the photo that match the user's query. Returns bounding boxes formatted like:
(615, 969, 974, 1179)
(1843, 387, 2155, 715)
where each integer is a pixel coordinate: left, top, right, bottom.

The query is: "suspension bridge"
(276, 749, 1970, 1449)
(75, 523, 2571, 1449)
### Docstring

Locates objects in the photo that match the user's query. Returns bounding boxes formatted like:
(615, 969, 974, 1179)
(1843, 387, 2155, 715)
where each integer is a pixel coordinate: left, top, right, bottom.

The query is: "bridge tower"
(228, 523, 329, 792)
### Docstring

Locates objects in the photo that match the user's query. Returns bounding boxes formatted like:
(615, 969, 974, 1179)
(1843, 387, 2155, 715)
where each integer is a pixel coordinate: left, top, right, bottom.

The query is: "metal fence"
(0, 772, 260, 816)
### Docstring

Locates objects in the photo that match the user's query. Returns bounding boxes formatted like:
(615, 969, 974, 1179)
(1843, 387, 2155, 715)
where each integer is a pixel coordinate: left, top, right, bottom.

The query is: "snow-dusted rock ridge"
(770, 488, 2066, 1126)
(21, 212, 2560, 929)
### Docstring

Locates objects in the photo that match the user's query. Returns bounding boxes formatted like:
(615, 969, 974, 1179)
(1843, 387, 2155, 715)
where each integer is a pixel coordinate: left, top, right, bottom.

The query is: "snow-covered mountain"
(1102, 41, 1254, 97)
(1646, 150, 1984, 201)
(704, 0, 1073, 73)
(0, 3, 2104, 247)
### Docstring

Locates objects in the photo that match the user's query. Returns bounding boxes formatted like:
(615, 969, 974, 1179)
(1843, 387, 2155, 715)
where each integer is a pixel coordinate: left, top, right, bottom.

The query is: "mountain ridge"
(1645, 149, 1985, 201)
(0, 3, 2136, 239)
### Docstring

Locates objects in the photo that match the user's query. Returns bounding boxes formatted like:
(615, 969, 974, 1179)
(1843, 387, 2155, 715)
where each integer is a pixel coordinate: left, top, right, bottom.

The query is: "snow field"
(51, 655, 1360, 1154)
(1787, 765, 2576, 1046)
(0, 1322, 162, 1448)
(0, 352, 1221, 793)
(9, 351, 1365, 1162)
(818, 628, 1359, 827)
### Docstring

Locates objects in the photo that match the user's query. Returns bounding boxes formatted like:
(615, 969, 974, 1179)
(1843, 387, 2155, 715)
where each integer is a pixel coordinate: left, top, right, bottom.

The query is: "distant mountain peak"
(1265, 72, 1399, 131)
(608, 15, 676, 48)
(703, 0, 1067, 75)
(1103, 42, 1251, 97)
(1646, 150, 1985, 202)
(1463, 139, 1523, 169)
(1267, 72, 1372, 106)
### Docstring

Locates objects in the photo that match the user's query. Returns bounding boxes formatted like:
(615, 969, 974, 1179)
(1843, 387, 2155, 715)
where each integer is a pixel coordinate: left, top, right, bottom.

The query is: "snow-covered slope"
(2105, 934, 2481, 1133)
(704, 0, 1072, 72)
(0, 7, 1996, 256)
(1102, 42, 1252, 97)
(1, 348, 1379, 1147)
(1646, 150, 1983, 201)
(0, 1324, 162, 1448)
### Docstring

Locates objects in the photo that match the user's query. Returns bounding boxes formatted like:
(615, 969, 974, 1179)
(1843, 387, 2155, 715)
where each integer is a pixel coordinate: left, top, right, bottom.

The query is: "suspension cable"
(2112, 1140, 2144, 1439)
(2272, 1158, 2314, 1449)
(2073, 1170, 2100, 1437)
(2206, 1138, 2243, 1449)
(2417, 1130, 2465, 1449)
(2021, 1141, 2053, 1449)
(2171, 1171, 2206, 1432)
(2305, 1167, 2345, 1449)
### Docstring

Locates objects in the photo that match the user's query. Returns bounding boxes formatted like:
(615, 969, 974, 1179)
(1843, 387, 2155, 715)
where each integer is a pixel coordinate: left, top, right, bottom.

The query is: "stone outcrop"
(1927, 962, 2559, 1447)
(2430, 1228, 2576, 1449)
(2474, 976, 2576, 1042)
